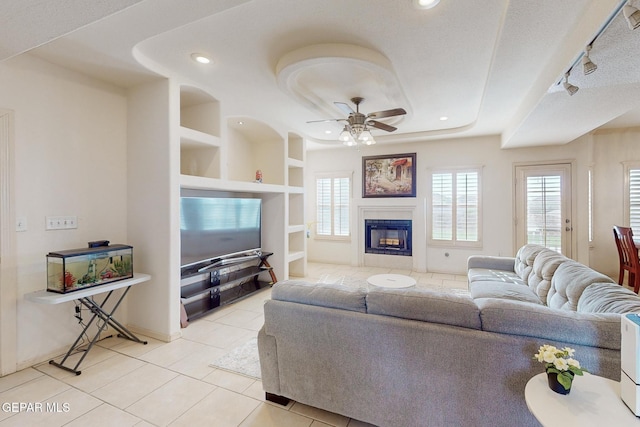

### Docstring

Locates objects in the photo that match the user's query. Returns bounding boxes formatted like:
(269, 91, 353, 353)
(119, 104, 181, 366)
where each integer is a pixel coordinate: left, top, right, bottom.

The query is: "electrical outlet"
(16, 217, 27, 232)
(46, 216, 78, 230)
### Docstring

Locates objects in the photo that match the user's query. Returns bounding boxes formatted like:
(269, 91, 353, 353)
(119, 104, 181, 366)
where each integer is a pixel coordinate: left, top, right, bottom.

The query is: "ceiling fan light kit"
(309, 96, 406, 147)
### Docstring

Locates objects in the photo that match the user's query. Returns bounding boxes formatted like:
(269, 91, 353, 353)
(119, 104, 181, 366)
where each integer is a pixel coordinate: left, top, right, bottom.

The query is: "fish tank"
(46, 244, 133, 293)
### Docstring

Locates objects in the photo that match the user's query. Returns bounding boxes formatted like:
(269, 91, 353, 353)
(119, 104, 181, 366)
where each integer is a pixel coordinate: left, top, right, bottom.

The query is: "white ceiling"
(2, 0, 640, 149)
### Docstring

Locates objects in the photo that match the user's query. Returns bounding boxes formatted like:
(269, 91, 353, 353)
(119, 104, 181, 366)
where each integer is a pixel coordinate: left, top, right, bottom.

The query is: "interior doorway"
(515, 163, 573, 257)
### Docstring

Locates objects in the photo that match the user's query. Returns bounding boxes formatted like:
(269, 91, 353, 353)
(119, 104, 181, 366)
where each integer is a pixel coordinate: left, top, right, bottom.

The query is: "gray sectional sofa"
(258, 244, 640, 427)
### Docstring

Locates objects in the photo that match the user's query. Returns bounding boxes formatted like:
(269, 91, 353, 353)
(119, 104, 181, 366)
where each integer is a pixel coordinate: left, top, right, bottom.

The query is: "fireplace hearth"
(365, 219, 412, 256)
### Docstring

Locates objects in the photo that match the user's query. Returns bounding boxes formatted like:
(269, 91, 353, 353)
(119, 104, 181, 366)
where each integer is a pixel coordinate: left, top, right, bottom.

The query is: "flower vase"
(547, 371, 573, 395)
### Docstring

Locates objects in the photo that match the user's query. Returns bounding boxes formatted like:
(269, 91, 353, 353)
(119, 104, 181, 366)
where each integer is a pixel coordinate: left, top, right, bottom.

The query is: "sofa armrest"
(467, 255, 515, 272)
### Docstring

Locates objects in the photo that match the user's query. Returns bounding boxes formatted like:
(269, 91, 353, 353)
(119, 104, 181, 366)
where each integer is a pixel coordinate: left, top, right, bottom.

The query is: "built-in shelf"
(176, 85, 305, 301)
(287, 250, 305, 262)
(179, 87, 222, 180)
(287, 158, 304, 168)
(288, 224, 305, 233)
(180, 175, 286, 194)
(180, 126, 221, 148)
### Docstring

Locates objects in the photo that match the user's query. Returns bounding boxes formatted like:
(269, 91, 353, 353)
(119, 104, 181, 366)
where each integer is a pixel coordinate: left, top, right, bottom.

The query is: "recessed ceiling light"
(325, 130, 332, 134)
(237, 121, 244, 125)
(413, 0, 440, 10)
(439, 116, 449, 121)
(190, 53, 211, 64)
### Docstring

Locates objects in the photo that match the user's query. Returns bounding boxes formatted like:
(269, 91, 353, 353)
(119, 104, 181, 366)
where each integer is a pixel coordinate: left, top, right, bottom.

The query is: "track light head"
(563, 73, 579, 96)
(624, 3, 640, 30)
(582, 46, 597, 75)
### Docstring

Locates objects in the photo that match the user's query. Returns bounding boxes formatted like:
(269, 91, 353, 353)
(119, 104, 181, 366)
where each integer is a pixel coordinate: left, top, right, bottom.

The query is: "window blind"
(431, 170, 479, 243)
(630, 169, 640, 230)
(526, 175, 561, 252)
(456, 171, 478, 241)
(316, 176, 350, 237)
(432, 173, 452, 240)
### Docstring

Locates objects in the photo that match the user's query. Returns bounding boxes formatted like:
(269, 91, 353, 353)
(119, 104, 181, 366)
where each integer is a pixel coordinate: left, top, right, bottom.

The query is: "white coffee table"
(367, 274, 416, 289)
(525, 372, 640, 426)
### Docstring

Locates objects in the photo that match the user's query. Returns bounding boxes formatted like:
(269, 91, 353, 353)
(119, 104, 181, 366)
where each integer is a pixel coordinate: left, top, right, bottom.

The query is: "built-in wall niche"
(287, 132, 304, 187)
(288, 193, 304, 227)
(180, 86, 220, 136)
(179, 86, 221, 179)
(227, 117, 285, 185)
(288, 230, 305, 260)
(289, 257, 306, 278)
(288, 132, 304, 161)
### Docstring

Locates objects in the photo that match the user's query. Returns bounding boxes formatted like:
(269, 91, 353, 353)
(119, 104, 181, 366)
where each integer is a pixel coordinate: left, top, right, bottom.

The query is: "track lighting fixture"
(624, 1, 640, 29)
(582, 45, 597, 75)
(563, 72, 579, 96)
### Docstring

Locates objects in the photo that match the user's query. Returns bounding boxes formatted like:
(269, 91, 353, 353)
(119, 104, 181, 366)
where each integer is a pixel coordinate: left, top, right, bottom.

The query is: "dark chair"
(613, 225, 640, 293)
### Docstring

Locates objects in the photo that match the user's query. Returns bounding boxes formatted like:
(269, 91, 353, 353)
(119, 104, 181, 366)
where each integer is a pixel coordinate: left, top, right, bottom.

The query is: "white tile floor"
(0, 263, 469, 427)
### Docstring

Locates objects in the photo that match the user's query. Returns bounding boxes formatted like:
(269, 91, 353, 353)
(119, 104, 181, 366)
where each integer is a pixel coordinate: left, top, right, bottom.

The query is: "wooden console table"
(25, 273, 151, 375)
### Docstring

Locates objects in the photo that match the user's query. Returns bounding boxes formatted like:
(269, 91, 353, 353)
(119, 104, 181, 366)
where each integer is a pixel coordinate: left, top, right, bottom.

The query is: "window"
(430, 168, 481, 246)
(316, 174, 351, 239)
(625, 163, 640, 229)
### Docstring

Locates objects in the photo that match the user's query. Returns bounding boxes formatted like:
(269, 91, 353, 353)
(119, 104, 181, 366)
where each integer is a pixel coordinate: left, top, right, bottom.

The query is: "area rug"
(210, 337, 261, 379)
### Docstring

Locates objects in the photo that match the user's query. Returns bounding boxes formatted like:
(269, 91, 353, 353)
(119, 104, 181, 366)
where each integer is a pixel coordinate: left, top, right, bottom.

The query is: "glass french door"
(515, 164, 572, 257)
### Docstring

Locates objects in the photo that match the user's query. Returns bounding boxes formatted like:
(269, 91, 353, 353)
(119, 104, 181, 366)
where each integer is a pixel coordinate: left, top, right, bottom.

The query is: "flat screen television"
(180, 190, 262, 271)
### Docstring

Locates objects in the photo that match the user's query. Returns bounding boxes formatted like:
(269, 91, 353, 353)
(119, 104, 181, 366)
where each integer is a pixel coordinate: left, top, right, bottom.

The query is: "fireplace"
(365, 219, 412, 256)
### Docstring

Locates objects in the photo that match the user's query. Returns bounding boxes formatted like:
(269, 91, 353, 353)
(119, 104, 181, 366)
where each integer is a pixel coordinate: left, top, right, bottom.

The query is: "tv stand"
(180, 252, 276, 323)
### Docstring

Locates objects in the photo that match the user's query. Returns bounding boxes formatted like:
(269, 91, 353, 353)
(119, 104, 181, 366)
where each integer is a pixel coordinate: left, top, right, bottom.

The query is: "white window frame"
(588, 167, 594, 245)
(314, 172, 352, 241)
(623, 161, 640, 229)
(428, 167, 482, 248)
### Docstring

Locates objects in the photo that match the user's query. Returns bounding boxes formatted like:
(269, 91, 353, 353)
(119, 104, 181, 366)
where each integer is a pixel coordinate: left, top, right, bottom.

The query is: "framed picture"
(362, 153, 416, 198)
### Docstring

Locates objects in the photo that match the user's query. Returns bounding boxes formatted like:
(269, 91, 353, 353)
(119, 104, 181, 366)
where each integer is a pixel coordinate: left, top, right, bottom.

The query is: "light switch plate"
(46, 216, 78, 230)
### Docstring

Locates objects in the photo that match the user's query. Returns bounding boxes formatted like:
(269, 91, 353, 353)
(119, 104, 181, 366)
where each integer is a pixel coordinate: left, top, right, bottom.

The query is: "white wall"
(306, 134, 596, 275)
(590, 128, 640, 278)
(0, 54, 129, 369)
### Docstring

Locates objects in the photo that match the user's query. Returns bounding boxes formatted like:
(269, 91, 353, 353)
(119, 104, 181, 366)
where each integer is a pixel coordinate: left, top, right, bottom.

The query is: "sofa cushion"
(467, 255, 516, 272)
(577, 282, 640, 314)
(547, 261, 616, 311)
(271, 280, 367, 313)
(468, 268, 524, 286)
(469, 281, 542, 305)
(476, 298, 622, 350)
(526, 249, 567, 303)
(366, 288, 481, 330)
(514, 244, 546, 281)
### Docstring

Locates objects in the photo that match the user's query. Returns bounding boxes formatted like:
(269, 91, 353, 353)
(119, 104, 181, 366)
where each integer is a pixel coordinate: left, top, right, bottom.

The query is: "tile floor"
(0, 263, 469, 427)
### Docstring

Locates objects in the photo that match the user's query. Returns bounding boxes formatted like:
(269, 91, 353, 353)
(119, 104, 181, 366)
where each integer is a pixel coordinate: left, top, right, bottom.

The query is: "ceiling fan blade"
(334, 102, 355, 115)
(306, 118, 344, 123)
(367, 108, 407, 119)
(367, 120, 397, 132)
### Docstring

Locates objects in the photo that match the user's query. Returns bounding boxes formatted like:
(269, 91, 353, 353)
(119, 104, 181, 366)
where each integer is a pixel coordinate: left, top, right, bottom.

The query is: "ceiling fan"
(307, 97, 407, 145)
